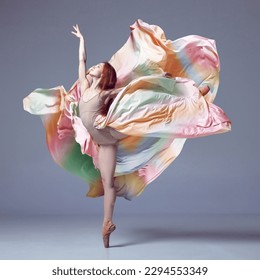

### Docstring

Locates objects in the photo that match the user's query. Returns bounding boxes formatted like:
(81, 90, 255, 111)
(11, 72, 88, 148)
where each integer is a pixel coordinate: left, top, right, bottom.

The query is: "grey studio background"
(0, 0, 260, 260)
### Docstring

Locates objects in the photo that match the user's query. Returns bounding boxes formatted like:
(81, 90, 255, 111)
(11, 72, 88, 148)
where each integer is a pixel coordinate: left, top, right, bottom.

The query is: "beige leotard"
(78, 89, 125, 145)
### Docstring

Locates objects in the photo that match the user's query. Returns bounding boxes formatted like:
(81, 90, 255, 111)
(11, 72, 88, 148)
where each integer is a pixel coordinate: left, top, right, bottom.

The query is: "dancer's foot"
(102, 220, 116, 248)
(199, 85, 210, 96)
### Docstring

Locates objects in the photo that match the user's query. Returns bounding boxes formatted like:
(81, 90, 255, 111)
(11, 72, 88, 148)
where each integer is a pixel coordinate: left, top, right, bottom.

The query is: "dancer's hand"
(71, 24, 83, 39)
(72, 24, 87, 86)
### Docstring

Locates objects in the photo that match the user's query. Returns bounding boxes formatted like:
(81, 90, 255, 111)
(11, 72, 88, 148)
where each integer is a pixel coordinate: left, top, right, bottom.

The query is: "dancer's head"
(98, 62, 117, 90)
(87, 63, 104, 79)
(88, 62, 117, 90)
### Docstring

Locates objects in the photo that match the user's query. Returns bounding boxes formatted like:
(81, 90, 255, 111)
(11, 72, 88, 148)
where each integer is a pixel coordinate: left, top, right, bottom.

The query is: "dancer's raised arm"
(71, 24, 90, 91)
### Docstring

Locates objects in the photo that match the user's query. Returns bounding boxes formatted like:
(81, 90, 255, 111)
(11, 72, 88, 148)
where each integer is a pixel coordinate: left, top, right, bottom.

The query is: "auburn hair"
(98, 62, 117, 90)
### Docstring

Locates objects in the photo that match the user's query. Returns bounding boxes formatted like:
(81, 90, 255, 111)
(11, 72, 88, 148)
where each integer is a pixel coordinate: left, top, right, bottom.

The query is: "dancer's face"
(88, 63, 104, 78)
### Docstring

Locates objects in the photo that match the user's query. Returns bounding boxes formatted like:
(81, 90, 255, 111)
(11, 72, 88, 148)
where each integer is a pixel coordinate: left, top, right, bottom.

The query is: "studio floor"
(0, 213, 259, 260)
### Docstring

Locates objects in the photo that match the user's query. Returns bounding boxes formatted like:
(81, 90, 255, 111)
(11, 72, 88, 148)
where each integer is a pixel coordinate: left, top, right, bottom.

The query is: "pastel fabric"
(23, 20, 231, 200)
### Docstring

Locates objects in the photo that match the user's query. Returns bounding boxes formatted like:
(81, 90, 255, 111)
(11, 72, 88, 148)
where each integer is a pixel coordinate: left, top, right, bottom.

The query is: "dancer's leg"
(98, 144, 117, 223)
(98, 144, 117, 248)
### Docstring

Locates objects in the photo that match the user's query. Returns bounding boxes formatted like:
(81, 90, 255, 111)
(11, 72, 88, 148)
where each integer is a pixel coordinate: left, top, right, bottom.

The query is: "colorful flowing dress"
(23, 19, 231, 200)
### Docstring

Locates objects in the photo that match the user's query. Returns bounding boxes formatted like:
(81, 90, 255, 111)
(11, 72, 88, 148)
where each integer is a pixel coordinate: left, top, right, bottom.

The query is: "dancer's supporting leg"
(98, 144, 117, 247)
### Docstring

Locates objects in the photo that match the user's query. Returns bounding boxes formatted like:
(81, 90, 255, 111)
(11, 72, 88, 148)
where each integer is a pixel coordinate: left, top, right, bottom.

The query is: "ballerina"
(23, 19, 231, 248)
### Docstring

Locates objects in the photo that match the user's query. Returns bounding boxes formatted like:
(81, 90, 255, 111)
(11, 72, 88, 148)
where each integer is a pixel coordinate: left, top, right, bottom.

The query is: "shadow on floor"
(114, 226, 260, 247)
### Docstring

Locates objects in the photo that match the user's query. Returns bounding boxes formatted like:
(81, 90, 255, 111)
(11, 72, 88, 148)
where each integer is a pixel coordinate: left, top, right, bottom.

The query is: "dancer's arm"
(99, 87, 124, 115)
(71, 24, 90, 91)
(110, 87, 124, 96)
(102, 87, 124, 100)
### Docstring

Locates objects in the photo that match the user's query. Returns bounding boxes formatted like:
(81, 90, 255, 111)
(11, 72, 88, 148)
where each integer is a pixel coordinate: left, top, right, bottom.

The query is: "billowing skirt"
(23, 19, 231, 200)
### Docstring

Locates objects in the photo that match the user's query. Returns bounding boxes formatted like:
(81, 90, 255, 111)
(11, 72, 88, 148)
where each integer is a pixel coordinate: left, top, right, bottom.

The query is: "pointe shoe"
(102, 220, 116, 248)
